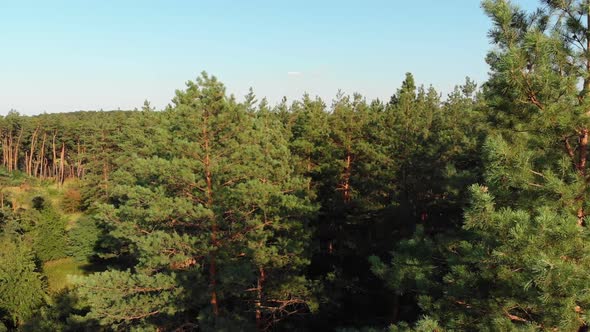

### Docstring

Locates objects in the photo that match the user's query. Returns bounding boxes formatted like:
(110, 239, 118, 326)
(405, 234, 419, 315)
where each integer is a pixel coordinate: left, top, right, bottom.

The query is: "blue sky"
(0, 0, 539, 114)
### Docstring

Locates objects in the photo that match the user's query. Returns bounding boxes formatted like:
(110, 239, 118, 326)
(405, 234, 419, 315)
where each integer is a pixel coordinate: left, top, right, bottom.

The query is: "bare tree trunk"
(80, 147, 86, 178)
(59, 142, 65, 185)
(2, 133, 7, 169)
(52, 131, 57, 179)
(43, 159, 48, 178)
(24, 151, 29, 175)
(27, 126, 39, 176)
(7, 132, 12, 172)
(13, 127, 23, 172)
(37, 133, 46, 178)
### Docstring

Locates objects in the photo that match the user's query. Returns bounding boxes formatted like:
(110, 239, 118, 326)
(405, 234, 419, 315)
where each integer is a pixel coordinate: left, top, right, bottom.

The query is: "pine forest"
(2, 0, 590, 331)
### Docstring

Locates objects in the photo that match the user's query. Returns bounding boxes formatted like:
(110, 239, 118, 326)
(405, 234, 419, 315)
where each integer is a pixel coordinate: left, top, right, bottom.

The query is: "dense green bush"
(0, 236, 45, 328)
(32, 208, 68, 262)
(32, 196, 46, 210)
(67, 216, 100, 262)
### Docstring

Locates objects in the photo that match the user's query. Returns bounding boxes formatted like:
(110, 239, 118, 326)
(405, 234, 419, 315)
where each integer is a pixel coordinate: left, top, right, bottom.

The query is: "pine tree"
(73, 73, 316, 330)
(289, 94, 332, 197)
(238, 99, 316, 330)
(373, 1, 590, 330)
(32, 206, 69, 262)
(309, 92, 391, 327)
(0, 235, 45, 328)
(481, 0, 590, 206)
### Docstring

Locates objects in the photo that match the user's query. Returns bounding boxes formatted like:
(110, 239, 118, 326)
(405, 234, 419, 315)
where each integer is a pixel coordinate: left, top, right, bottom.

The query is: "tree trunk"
(52, 131, 57, 179)
(27, 126, 39, 176)
(24, 151, 28, 175)
(342, 151, 352, 203)
(2, 133, 7, 169)
(579, 3, 590, 227)
(578, 129, 588, 226)
(8, 132, 12, 172)
(59, 142, 65, 185)
(255, 267, 266, 331)
(37, 133, 46, 178)
(13, 127, 23, 172)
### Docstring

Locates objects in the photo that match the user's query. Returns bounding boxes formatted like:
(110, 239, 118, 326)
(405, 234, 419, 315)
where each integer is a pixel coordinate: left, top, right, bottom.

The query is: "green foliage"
(67, 216, 100, 262)
(32, 195, 46, 210)
(6, 2, 590, 328)
(369, 1, 590, 330)
(68, 73, 316, 330)
(0, 70, 488, 330)
(0, 235, 46, 328)
(32, 207, 69, 262)
(22, 289, 101, 332)
(72, 270, 182, 329)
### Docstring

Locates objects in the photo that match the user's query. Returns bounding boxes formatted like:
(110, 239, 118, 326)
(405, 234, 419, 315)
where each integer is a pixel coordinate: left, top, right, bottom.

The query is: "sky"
(0, 0, 540, 115)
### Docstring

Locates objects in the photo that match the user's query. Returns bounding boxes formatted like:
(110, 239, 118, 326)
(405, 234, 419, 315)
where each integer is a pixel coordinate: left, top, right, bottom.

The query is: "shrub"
(0, 236, 45, 328)
(32, 196, 46, 210)
(32, 208, 68, 262)
(67, 217, 100, 262)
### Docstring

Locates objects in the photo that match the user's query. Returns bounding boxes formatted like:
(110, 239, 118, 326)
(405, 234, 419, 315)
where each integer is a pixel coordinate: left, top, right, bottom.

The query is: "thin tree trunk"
(43, 159, 48, 178)
(579, 128, 588, 225)
(13, 127, 23, 172)
(27, 126, 39, 176)
(255, 267, 266, 331)
(578, 3, 590, 227)
(24, 151, 28, 175)
(80, 147, 86, 178)
(584, 0, 590, 198)
(37, 133, 46, 178)
(52, 132, 57, 179)
(59, 142, 65, 185)
(7, 132, 12, 171)
(342, 151, 352, 204)
(2, 134, 7, 169)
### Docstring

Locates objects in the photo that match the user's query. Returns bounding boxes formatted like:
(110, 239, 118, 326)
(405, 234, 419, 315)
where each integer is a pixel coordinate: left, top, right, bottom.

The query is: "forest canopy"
(2, 0, 590, 331)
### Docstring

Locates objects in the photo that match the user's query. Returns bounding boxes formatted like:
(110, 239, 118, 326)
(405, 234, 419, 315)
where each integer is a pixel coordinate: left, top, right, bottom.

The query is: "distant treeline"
(0, 111, 139, 182)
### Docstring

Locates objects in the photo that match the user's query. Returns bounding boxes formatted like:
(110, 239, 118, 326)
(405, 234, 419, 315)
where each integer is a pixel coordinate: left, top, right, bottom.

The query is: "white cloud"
(287, 71, 302, 76)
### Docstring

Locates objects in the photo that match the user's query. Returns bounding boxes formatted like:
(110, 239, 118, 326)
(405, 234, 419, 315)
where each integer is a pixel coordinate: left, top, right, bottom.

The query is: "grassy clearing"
(2, 177, 91, 293)
(43, 257, 87, 294)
